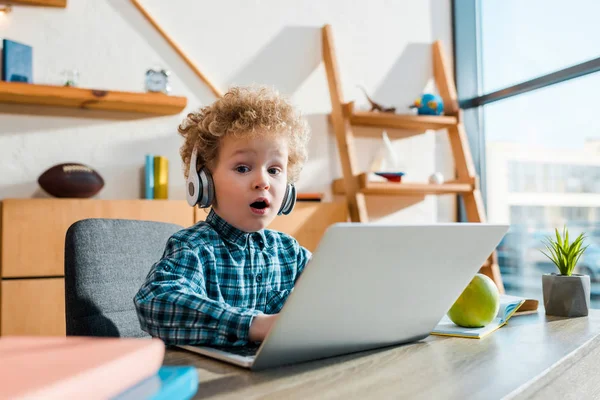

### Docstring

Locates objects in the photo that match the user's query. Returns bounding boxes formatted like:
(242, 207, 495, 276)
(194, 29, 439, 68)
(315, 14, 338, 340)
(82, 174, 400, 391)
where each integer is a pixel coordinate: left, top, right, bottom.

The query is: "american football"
(38, 163, 104, 198)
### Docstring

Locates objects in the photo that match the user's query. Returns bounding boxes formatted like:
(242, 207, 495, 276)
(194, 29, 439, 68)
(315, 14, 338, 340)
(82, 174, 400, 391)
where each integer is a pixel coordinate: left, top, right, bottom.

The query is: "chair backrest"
(64, 218, 183, 338)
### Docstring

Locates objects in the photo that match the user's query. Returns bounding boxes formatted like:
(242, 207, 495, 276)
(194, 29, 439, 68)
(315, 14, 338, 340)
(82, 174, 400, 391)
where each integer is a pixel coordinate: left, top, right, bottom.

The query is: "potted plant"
(540, 227, 590, 317)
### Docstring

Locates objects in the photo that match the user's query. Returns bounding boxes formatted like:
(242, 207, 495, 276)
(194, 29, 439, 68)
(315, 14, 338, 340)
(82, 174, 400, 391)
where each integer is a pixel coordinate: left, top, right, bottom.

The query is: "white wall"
(0, 0, 455, 223)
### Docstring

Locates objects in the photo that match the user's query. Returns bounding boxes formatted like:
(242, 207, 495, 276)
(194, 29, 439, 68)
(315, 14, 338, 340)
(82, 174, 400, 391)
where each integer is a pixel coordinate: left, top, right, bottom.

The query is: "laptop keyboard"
(210, 343, 260, 358)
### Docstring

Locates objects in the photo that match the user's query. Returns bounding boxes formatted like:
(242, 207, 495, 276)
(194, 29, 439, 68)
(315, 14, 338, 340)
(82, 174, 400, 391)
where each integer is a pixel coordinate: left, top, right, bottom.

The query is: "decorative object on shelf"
(429, 172, 445, 184)
(409, 93, 444, 115)
(38, 163, 104, 198)
(2, 39, 33, 83)
(371, 132, 405, 183)
(145, 67, 171, 94)
(369, 131, 405, 183)
(374, 172, 405, 183)
(61, 69, 79, 87)
(540, 227, 590, 317)
(357, 86, 396, 113)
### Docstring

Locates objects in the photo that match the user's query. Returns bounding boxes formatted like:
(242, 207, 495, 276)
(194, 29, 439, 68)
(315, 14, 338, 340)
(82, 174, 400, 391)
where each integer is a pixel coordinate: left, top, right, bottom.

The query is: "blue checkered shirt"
(134, 209, 311, 346)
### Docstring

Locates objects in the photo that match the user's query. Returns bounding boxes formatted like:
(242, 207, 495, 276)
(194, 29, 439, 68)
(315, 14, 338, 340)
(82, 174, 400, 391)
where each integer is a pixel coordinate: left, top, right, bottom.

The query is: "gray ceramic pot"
(542, 273, 590, 317)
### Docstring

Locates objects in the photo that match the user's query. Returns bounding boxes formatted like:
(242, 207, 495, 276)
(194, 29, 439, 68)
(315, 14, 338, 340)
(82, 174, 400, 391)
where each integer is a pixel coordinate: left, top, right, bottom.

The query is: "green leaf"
(555, 228, 562, 248)
(573, 244, 589, 272)
(540, 249, 554, 264)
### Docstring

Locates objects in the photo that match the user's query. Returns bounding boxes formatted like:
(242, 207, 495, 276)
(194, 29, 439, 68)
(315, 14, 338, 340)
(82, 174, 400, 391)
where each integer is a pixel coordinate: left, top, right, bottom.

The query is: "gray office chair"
(64, 218, 182, 337)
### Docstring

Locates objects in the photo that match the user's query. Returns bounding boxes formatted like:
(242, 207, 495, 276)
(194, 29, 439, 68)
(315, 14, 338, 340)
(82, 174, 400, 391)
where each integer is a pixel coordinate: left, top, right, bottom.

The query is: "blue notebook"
(2, 39, 33, 83)
(112, 366, 198, 400)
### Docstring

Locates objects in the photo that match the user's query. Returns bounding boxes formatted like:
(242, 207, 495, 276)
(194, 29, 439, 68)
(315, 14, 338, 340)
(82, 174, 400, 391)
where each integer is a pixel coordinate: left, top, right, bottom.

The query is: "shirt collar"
(206, 209, 267, 250)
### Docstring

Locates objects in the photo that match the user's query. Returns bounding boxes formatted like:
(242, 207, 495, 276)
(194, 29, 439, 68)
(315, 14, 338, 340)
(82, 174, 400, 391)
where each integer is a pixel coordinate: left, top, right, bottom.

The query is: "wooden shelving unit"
(0, 82, 187, 116)
(5, 0, 66, 7)
(322, 24, 504, 292)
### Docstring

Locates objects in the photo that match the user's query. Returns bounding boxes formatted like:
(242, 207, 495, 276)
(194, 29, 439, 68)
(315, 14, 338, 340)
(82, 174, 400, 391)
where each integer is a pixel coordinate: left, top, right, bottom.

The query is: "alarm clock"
(145, 67, 171, 94)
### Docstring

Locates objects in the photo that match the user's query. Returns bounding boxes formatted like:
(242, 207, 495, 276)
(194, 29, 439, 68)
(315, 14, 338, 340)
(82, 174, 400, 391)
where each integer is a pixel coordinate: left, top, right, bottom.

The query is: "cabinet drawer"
(1, 278, 65, 336)
(1, 199, 194, 278)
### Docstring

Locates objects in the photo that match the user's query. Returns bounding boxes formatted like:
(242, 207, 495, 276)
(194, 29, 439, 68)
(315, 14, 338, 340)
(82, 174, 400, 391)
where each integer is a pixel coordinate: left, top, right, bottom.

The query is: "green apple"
(447, 273, 500, 328)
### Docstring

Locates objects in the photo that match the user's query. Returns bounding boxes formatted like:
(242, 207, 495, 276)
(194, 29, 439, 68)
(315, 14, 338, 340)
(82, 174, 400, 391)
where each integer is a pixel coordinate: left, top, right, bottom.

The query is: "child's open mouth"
(250, 198, 270, 215)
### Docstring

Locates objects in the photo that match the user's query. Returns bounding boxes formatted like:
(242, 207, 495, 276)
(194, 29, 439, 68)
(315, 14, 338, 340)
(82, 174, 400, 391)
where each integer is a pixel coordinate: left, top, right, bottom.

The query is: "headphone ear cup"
(205, 169, 215, 207)
(186, 167, 201, 207)
(197, 167, 215, 208)
(278, 184, 296, 215)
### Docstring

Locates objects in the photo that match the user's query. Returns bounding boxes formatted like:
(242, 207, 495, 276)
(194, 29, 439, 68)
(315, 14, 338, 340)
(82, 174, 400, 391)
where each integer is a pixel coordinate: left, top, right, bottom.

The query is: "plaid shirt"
(134, 209, 311, 346)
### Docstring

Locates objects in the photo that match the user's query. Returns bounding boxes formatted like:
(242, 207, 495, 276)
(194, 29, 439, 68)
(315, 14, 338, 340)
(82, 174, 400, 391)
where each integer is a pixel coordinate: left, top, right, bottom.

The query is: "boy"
(134, 86, 312, 347)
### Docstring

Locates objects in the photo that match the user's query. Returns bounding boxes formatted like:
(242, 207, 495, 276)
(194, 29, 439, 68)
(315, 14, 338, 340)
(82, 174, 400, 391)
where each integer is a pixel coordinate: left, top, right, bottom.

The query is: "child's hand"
(249, 313, 278, 342)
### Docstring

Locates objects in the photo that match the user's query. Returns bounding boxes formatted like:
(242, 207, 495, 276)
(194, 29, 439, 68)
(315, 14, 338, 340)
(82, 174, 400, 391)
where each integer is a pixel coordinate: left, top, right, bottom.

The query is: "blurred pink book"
(0, 336, 165, 399)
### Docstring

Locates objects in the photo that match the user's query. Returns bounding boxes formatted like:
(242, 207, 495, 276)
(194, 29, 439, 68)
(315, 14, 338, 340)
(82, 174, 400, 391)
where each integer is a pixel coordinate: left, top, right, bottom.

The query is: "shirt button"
(164, 266, 171, 272)
(256, 274, 263, 283)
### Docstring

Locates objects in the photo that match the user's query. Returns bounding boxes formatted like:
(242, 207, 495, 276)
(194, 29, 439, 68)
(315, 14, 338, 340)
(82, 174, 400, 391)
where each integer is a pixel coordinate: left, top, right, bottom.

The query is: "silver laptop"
(179, 222, 509, 370)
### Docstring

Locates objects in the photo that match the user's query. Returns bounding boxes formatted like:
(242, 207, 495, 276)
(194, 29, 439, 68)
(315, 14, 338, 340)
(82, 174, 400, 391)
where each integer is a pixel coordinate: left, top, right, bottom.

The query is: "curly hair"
(178, 86, 310, 183)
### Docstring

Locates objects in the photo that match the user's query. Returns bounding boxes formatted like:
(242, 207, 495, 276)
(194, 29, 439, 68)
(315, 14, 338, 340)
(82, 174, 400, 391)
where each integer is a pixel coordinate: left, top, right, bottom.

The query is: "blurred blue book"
(2, 39, 33, 83)
(145, 154, 154, 199)
(112, 366, 198, 400)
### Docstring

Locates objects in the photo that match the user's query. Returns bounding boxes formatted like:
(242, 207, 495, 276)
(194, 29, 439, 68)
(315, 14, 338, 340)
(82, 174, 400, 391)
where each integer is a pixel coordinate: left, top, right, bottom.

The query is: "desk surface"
(164, 310, 600, 399)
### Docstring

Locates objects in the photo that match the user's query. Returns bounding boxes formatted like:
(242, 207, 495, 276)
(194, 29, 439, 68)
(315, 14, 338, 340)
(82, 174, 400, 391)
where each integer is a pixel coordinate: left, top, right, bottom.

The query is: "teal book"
(2, 39, 33, 83)
(112, 366, 198, 400)
(431, 294, 538, 339)
(145, 154, 154, 199)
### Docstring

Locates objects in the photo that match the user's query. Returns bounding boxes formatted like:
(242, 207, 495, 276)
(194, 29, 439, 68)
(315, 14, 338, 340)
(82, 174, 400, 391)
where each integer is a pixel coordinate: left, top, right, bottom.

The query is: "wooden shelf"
(297, 192, 323, 202)
(332, 173, 473, 196)
(340, 102, 458, 136)
(351, 111, 457, 131)
(0, 82, 187, 115)
(6, 0, 66, 7)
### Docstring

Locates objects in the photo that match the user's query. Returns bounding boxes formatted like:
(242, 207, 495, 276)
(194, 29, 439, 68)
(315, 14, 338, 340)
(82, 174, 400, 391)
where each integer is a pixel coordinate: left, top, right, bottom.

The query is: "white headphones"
(186, 147, 296, 215)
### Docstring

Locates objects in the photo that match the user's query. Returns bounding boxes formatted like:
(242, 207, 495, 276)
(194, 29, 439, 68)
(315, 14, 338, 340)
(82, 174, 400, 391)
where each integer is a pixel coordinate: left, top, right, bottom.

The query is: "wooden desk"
(163, 310, 600, 399)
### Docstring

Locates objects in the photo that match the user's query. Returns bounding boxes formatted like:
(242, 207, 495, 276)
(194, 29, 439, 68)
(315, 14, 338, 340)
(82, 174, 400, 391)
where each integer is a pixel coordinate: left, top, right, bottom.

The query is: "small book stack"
(0, 336, 198, 399)
(145, 154, 169, 199)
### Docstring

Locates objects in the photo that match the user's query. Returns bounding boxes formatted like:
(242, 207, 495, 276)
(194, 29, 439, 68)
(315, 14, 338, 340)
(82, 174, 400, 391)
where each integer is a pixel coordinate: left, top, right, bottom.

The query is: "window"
(454, 1, 600, 305)
(481, 0, 600, 93)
